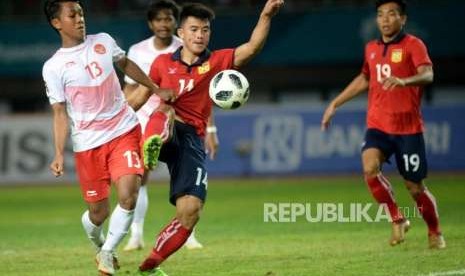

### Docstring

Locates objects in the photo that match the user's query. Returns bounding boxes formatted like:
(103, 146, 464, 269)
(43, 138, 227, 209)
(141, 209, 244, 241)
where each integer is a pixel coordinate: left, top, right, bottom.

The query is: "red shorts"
(75, 126, 144, 203)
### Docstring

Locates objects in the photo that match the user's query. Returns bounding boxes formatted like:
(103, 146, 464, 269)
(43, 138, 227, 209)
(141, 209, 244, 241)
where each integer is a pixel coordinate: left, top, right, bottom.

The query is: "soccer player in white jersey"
(42, 1, 174, 275)
(123, 0, 212, 251)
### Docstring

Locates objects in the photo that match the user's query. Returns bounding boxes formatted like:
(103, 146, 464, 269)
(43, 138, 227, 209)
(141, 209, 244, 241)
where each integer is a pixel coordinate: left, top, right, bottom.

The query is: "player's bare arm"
(117, 57, 176, 109)
(233, 0, 284, 68)
(382, 65, 433, 90)
(117, 57, 156, 90)
(321, 73, 369, 130)
(205, 111, 219, 160)
(123, 83, 138, 98)
(50, 102, 68, 177)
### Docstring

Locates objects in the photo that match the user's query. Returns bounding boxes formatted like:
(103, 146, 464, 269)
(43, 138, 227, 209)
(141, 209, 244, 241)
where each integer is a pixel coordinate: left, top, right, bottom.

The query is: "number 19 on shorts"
(403, 154, 420, 172)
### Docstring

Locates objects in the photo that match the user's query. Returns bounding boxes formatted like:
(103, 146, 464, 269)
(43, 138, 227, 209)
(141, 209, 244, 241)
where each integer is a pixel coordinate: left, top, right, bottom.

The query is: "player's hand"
(50, 154, 64, 177)
(205, 131, 219, 160)
(321, 103, 336, 131)
(156, 88, 176, 103)
(262, 0, 284, 17)
(381, 76, 406, 91)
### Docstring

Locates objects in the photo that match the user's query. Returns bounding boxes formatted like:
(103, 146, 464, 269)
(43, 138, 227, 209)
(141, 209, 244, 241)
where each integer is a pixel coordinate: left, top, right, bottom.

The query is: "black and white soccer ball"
(209, 69, 250, 109)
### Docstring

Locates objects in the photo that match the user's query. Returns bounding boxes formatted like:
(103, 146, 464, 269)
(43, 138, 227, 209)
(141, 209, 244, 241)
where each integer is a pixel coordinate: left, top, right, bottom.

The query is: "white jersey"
(43, 33, 139, 152)
(124, 36, 182, 131)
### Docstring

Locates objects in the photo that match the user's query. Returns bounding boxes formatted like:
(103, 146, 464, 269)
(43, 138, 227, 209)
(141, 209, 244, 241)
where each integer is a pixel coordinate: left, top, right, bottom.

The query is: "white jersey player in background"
(123, 0, 214, 251)
(42, 1, 174, 275)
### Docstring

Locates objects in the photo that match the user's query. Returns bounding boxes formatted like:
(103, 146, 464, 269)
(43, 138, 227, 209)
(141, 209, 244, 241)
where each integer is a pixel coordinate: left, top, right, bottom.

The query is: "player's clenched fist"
(262, 0, 284, 17)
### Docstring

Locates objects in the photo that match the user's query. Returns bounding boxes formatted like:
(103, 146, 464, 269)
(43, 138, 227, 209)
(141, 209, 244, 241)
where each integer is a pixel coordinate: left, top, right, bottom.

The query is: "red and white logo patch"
(94, 44, 106, 54)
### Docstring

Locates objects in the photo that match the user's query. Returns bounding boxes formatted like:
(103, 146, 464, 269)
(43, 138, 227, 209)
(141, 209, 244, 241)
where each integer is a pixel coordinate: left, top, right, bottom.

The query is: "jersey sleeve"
(149, 55, 162, 85)
(216, 48, 235, 70)
(124, 45, 137, 84)
(42, 63, 65, 105)
(101, 33, 126, 62)
(410, 38, 432, 68)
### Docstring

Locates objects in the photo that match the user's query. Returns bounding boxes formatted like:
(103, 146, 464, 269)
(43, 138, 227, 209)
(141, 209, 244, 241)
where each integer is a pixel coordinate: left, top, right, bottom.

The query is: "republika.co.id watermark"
(263, 202, 422, 223)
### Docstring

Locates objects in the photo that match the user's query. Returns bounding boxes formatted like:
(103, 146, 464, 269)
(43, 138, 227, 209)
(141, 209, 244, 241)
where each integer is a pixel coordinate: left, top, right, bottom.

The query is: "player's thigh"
(167, 125, 207, 206)
(75, 148, 111, 203)
(361, 148, 385, 175)
(108, 126, 144, 186)
(361, 129, 392, 176)
(394, 133, 428, 183)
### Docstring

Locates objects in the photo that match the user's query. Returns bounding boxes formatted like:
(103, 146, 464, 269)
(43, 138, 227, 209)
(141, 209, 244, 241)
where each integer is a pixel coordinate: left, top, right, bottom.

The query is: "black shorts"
(159, 121, 207, 205)
(361, 128, 428, 182)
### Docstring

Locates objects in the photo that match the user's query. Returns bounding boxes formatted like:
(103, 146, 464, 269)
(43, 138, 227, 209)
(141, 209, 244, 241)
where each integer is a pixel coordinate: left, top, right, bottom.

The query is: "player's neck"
(153, 36, 173, 51)
(180, 48, 200, 65)
(61, 34, 85, 48)
(381, 30, 402, 44)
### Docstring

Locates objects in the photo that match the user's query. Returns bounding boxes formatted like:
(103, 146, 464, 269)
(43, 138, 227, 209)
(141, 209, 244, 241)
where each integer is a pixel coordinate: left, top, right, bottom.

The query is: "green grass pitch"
(0, 174, 464, 275)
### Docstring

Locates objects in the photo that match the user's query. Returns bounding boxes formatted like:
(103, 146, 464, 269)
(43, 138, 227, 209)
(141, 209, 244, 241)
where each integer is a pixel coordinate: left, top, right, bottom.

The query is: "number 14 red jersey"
(362, 33, 432, 135)
(149, 47, 235, 136)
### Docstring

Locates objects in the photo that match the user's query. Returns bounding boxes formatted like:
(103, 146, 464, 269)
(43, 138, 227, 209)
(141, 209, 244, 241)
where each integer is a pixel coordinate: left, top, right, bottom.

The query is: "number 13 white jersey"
(43, 33, 139, 152)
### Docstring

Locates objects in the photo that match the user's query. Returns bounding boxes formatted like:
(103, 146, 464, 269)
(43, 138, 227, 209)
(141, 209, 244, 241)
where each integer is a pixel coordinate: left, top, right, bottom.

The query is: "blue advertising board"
(207, 105, 465, 176)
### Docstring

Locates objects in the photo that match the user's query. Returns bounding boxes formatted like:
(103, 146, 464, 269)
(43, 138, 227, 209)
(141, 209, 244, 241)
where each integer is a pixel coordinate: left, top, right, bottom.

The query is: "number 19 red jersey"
(149, 47, 235, 136)
(361, 33, 432, 134)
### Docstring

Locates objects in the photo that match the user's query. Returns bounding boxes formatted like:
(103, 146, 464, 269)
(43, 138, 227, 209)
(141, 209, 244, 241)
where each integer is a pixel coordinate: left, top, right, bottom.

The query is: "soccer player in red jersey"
(321, 0, 445, 249)
(122, 0, 205, 252)
(137, 0, 284, 274)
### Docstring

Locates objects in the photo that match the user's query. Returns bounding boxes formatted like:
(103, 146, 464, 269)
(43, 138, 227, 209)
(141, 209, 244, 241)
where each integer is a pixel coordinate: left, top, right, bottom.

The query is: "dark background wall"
(0, 0, 464, 112)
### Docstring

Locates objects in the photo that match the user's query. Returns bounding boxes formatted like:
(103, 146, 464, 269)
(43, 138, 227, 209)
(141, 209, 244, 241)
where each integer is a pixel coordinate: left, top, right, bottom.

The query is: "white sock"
(81, 210, 105, 249)
(131, 185, 148, 239)
(101, 204, 134, 251)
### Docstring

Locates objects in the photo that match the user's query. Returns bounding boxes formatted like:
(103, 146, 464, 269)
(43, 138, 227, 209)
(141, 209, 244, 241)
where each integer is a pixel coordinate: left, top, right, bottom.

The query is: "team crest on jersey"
(391, 49, 403, 63)
(94, 44, 106, 54)
(198, 62, 210, 75)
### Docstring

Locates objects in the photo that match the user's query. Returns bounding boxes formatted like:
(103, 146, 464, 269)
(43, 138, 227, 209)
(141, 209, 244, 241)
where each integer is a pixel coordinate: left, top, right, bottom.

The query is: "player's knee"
(176, 198, 202, 230)
(363, 165, 380, 179)
(118, 194, 138, 210)
(405, 181, 425, 199)
(88, 207, 110, 225)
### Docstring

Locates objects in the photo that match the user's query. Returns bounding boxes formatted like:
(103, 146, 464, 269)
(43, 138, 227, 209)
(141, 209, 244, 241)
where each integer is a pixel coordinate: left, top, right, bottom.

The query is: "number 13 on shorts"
(124, 150, 142, 168)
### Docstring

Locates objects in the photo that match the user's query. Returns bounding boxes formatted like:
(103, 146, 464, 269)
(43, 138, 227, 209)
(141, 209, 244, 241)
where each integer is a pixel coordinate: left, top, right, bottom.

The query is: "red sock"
(416, 189, 441, 236)
(144, 111, 170, 142)
(365, 174, 404, 223)
(139, 218, 192, 271)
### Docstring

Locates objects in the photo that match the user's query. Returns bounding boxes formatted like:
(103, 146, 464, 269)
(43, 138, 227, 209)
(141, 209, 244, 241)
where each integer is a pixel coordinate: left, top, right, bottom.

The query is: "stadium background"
(1, 0, 464, 182)
(0, 1, 464, 275)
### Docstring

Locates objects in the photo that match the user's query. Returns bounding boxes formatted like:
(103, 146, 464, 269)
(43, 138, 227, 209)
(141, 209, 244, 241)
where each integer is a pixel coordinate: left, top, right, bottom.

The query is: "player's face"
(52, 2, 85, 43)
(148, 9, 177, 39)
(376, 2, 406, 40)
(178, 16, 211, 55)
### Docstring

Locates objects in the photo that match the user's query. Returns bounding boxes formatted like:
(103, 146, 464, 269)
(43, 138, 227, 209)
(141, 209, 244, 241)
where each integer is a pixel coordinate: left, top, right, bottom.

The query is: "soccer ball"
(209, 69, 250, 109)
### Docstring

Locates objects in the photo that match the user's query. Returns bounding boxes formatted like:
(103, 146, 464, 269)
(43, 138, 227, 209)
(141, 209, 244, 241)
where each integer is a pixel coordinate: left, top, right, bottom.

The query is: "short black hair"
(179, 3, 215, 25)
(147, 0, 180, 22)
(44, 0, 82, 27)
(376, 0, 407, 15)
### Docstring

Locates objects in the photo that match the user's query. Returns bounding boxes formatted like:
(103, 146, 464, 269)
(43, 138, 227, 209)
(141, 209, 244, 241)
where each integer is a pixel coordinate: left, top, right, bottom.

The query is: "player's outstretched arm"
(117, 57, 176, 109)
(117, 57, 156, 91)
(50, 103, 68, 177)
(233, 0, 284, 68)
(321, 73, 369, 131)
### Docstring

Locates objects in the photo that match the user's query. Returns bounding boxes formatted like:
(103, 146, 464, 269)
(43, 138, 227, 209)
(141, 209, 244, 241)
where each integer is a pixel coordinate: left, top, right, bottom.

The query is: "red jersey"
(362, 33, 432, 134)
(149, 47, 235, 136)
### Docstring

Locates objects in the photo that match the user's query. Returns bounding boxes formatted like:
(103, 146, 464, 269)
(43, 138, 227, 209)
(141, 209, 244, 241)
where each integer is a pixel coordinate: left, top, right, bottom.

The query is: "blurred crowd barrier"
(1, 104, 464, 184)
